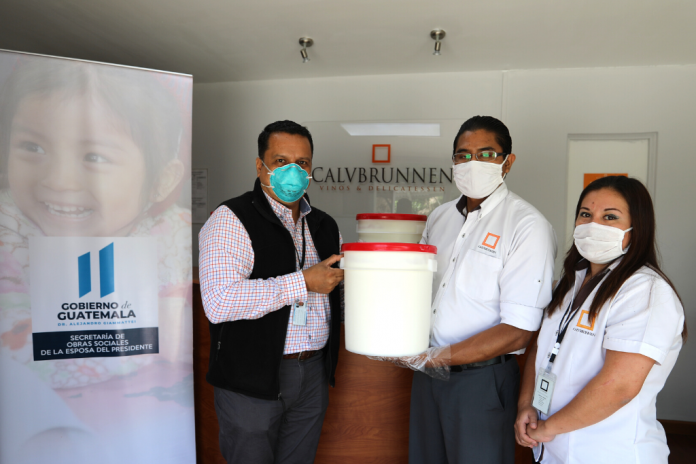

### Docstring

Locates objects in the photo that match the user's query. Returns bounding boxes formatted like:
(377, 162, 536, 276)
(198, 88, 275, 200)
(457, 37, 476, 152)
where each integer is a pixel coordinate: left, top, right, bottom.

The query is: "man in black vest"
(199, 120, 344, 463)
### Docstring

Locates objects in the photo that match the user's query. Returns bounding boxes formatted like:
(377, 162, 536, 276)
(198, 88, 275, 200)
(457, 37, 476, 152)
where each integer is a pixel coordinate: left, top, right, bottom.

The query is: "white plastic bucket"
(356, 213, 427, 243)
(340, 242, 438, 357)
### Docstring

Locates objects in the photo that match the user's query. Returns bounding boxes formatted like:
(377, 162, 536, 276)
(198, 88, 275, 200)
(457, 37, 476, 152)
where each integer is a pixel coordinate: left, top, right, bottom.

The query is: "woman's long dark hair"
(547, 176, 687, 340)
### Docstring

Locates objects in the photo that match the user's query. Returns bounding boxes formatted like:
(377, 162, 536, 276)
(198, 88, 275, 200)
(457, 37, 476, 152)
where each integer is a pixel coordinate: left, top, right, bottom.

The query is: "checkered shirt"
(199, 191, 342, 354)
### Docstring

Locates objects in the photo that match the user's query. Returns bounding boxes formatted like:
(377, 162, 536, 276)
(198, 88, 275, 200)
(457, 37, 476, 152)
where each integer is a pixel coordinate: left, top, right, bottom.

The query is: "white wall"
(191, 70, 503, 258)
(192, 65, 696, 421)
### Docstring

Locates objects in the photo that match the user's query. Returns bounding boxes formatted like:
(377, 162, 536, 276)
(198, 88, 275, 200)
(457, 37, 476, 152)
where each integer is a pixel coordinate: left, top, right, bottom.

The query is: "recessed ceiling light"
(341, 123, 440, 137)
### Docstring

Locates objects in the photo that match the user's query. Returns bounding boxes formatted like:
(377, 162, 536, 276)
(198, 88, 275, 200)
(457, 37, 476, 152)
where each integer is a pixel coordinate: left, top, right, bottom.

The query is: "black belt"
(450, 354, 514, 372)
(282, 350, 320, 361)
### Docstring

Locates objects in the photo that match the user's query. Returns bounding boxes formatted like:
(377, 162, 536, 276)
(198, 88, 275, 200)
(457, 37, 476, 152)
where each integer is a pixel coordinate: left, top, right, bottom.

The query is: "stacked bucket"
(341, 214, 437, 357)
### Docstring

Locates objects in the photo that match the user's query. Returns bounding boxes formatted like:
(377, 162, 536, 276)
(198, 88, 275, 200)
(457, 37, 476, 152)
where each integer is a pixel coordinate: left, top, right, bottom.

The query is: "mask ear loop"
(501, 154, 509, 180)
(260, 160, 275, 189)
(262, 160, 274, 175)
(621, 227, 633, 253)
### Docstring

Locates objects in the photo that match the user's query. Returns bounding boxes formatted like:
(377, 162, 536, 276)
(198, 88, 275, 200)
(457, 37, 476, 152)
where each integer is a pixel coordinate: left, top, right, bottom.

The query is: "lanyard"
(547, 297, 578, 370)
(294, 217, 307, 271)
(545, 266, 611, 372)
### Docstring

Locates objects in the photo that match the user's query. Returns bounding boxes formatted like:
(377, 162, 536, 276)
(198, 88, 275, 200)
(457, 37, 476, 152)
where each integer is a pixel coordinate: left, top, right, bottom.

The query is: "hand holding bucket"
(369, 345, 452, 381)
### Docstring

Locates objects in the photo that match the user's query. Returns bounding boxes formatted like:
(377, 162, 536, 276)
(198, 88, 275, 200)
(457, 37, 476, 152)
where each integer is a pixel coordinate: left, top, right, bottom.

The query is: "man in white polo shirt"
(409, 116, 557, 464)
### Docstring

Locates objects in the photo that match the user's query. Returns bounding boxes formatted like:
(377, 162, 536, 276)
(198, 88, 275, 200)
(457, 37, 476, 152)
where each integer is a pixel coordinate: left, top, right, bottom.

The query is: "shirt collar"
(262, 191, 312, 224)
(455, 182, 509, 218)
(455, 195, 475, 217)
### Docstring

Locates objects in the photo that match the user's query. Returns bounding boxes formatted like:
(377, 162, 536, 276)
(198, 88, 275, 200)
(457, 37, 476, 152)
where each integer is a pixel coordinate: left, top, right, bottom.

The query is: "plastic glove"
(369, 345, 452, 381)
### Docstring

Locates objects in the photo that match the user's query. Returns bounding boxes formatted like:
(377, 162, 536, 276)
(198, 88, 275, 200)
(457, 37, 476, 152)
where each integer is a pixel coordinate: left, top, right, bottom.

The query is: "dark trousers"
(409, 356, 520, 464)
(213, 352, 329, 464)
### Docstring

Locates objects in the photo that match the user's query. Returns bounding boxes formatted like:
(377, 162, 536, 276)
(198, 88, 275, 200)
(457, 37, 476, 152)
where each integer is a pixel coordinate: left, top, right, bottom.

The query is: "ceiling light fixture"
(341, 123, 441, 137)
(299, 37, 313, 63)
(430, 29, 446, 56)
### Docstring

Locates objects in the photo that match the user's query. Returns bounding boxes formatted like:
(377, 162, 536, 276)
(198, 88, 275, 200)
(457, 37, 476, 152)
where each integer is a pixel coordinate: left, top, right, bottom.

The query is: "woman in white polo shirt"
(514, 176, 686, 463)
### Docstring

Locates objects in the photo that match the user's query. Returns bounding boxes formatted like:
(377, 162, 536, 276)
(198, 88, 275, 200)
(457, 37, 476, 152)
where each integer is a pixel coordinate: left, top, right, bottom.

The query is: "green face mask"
(261, 161, 311, 203)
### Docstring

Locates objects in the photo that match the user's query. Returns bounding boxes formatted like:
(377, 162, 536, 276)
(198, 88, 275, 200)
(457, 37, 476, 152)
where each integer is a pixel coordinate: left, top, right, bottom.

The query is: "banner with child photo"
(0, 50, 195, 464)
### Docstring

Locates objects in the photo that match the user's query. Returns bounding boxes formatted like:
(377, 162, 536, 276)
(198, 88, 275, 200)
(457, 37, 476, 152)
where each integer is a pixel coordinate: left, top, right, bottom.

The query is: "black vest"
(206, 179, 342, 400)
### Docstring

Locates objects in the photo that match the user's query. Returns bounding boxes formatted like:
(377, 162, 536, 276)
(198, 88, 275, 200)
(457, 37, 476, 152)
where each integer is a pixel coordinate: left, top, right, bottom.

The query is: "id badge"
(532, 371, 557, 415)
(292, 302, 307, 326)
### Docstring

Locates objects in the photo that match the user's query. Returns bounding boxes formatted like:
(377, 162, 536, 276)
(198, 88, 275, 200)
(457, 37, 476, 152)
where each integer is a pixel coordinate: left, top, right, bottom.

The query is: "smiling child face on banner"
(8, 91, 151, 236)
(0, 58, 187, 237)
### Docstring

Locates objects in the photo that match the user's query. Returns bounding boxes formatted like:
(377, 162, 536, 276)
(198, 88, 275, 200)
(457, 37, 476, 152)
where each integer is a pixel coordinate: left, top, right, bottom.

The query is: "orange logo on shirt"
(576, 310, 596, 331)
(481, 233, 501, 250)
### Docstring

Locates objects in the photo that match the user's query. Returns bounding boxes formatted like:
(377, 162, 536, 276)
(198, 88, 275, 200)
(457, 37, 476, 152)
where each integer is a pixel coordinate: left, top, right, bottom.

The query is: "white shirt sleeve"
(603, 272, 685, 365)
(498, 213, 557, 331)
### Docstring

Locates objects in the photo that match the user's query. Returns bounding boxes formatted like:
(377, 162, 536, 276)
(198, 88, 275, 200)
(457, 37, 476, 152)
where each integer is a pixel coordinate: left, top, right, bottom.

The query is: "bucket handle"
(339, 258, 345, 269)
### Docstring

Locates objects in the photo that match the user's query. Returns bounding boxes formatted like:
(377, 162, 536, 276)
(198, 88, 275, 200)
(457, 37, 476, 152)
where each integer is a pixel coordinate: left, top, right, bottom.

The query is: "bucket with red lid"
(356, 213, 427, 243)
(339, 242, 437, 357)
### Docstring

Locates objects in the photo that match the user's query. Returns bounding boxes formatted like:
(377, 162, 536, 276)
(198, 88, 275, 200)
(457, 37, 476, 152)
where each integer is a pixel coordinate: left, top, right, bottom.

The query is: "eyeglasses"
(452, 151, 509, 164)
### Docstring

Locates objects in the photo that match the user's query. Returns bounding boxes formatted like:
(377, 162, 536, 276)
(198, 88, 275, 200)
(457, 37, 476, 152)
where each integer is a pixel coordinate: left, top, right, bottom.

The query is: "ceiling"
(1, 0, 695, 83)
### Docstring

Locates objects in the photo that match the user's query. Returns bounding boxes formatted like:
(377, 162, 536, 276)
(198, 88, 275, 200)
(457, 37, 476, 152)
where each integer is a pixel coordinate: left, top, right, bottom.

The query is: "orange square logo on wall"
(583, 173, 628, 188)
(577, 310, 596, 331)
(372, 144, 391, 163)
(482, 233, 500, 250)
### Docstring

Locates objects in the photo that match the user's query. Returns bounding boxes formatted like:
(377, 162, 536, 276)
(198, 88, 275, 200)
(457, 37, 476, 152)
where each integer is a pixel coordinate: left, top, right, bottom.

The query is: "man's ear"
(151, 160, 185, 203)
(256, 157, 265, 178)
(502, 153, 516, 176)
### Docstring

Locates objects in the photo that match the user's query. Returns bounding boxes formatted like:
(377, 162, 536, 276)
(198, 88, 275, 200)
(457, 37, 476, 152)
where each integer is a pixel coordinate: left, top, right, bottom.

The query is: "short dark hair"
(452, 115, 512, 154)
(257, 120, 314, 160)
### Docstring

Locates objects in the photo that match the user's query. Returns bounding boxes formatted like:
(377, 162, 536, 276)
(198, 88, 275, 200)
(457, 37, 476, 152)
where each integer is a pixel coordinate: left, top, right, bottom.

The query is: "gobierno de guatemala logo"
(30, 236, 159, 361)
(58, 243, 137, 322)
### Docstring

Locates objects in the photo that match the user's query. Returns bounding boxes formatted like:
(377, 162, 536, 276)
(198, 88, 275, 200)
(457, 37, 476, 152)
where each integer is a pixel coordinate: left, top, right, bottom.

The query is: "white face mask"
(452, 160, 505, 199)
(573, 222, 633, 264)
